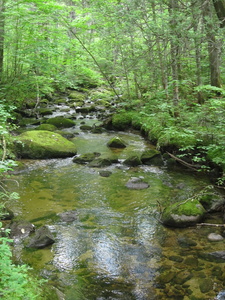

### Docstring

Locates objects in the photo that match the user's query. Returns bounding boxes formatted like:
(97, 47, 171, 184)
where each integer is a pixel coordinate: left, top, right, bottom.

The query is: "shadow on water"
(7, 126, 225, 299)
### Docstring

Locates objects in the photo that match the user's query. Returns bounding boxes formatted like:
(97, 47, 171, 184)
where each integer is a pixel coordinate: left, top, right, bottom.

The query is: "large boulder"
(15, 130, 77, 159)
(161, 199, 206, 227)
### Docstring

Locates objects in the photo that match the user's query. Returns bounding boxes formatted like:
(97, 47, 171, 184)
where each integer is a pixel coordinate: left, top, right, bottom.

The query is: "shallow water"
(7, 112, 225, 299)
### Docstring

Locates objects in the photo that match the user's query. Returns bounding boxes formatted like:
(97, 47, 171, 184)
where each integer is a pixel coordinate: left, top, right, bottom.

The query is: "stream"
(6, 100, 225, 300)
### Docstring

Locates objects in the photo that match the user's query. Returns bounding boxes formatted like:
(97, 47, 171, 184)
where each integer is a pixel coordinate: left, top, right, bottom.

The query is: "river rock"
(69, 91, 86, 101)
(10, 220, 35, 240)
(177, 236, 197, 247)
(99, 170, 112, 177)
(80, 125, 92, 131)
(126, 177, 149, 190)
(73, 152, 101, 164)
(57, 210, 78, 222)
(199, 278, 213, 293)
(46, 116, 76, 128)
(123, 155, 142, 166)
(140, 149, 161, 164)
(198, 185, 225, 212)
(27, 225, 55, 249)
(14, 130, 77, 159)
(207, 233, 224, 241)
(107, 136, 127, 148)
(161, 199, 205, 227)
(88, 158, 112, 168)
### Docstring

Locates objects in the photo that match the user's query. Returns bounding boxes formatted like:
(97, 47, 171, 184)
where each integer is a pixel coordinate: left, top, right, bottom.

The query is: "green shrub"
(0, 224, 43, 299)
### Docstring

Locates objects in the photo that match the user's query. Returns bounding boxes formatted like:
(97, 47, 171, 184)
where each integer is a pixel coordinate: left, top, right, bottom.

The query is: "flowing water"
(7, 109, 225, 299)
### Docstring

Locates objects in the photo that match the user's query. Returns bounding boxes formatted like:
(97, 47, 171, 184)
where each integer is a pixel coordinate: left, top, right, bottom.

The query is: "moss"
(89, 89, 114, 102)
(112, 112, 133, 130)
(73, 152, 100, 164)
(174, 199, 205, 216)
(140, 149, 160, 164)
(15, 130, 77, 159)
(38, 108, 53, 116)
(69, 91, 86, 101)
(46, 117, 76, 128)
(107, 136, 127, 148)
(35, 124, 57, 131)
(161, 198, 205, 227)
(123, 155, 142, 166)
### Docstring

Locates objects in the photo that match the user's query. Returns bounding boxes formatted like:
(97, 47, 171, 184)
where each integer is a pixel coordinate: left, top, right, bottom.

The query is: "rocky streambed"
(4, 90, 225, 299)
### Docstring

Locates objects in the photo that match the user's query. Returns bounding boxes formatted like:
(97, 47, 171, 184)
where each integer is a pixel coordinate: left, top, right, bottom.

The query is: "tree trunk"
(168, 0, 180, 107)
(203, 0, 222, 87)
(212, 0, 225, 27)
(0, 0, 5, 80)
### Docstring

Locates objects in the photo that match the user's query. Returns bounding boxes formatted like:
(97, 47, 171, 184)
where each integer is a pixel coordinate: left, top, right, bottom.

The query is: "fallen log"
(197, 223, 225, 227)
(167, 152, 200, 171)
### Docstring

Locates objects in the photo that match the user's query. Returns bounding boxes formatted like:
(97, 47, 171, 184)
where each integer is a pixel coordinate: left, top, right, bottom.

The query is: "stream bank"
(4, 89, 225, 299)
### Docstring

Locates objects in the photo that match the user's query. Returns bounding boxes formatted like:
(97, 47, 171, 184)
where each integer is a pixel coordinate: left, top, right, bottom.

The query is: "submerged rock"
(57, 210, 78, 223)
(208, 233, 224, 242)
(161, 199, 205, 227)
(99, 170, 112, 177)
(15, 130, 77, 159)
(27, 226, 55, 249)
(107, 136, 127, 148)
(126, 177, 149, 190)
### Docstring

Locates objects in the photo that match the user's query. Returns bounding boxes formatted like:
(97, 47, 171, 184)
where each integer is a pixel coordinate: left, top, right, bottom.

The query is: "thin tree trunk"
(168, 0, 180, 107)
(203, 0, 222, 87)
(0, 0, 5, 80)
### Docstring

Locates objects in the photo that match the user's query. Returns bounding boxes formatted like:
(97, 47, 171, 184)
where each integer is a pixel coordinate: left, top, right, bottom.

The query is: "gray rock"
(10, 220, 35, 240)
(57, 210, 78, 222)
(27, 226, 55, 249)
(208, 233, 224, 241)
(126, 177, 149, 190)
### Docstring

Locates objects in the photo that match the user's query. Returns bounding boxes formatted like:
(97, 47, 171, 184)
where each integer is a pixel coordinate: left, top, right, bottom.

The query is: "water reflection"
(7, 127, 217, 299)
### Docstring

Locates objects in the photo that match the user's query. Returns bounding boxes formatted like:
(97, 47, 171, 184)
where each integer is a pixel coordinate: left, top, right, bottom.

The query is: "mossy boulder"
(123, 155, 142, 166)
(80, 125, 92, 131)
(38, 108, 53, 116)
(198, 186, 225, 212)
(69, 91, 86, 102)
(107, 136, 127, 148)
(14, 130, 77, 159)
(88, 158, 112, 168)
(73, 152, 100, 164)
(140, 149, 161, 164)
(112, 112, 133, 130)
(161, 199, 206, 227)
(46, 116, 75, 128)
(35, 124, 57, 131)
